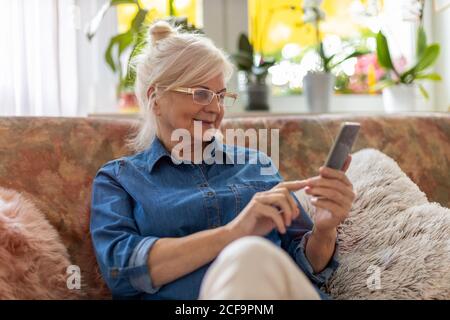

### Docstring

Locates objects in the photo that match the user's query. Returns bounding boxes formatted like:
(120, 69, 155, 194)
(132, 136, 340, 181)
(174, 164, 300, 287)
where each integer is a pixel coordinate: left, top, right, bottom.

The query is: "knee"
(218, 236, 279, 266)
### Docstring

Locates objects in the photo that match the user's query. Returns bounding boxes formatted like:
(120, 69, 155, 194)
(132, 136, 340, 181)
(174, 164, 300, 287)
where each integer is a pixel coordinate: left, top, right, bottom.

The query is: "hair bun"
(149, 21, 175, 45)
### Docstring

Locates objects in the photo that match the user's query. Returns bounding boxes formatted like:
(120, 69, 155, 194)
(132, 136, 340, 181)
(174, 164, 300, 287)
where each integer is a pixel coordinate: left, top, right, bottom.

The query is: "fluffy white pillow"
(295, 148, 450, 299)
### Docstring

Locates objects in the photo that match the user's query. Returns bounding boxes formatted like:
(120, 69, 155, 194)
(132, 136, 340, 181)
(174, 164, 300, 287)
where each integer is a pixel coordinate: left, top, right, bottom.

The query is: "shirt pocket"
(228, 180, 279, 215)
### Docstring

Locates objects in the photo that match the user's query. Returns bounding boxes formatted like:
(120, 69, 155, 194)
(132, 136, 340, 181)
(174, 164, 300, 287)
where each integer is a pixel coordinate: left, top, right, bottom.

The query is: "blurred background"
(0, 0, 449, 117)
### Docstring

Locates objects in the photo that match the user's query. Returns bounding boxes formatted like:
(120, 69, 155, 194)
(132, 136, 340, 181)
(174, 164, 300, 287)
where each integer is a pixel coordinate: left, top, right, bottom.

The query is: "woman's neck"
(157, 134, 211, 163)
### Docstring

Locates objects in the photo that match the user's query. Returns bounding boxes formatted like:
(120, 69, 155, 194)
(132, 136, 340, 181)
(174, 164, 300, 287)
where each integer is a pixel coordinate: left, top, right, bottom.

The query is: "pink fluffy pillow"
(0, 187, 83, 299)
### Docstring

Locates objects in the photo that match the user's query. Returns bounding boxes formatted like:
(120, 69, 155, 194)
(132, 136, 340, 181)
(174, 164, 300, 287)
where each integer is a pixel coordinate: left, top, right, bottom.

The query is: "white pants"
(199, 236, 321, 300)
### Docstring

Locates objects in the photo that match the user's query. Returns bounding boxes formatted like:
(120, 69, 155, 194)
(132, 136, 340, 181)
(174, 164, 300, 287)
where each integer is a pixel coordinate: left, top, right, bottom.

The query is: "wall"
(432, 5, 450, 111)
(76, 0, 121, 115)
(203, 0, 248, 98)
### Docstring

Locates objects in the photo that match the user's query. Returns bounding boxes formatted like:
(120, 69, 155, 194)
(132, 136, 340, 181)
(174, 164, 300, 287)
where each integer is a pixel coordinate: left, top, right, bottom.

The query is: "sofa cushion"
(0, 187, 85, 299)
(296, 148, 450, 299)
(0, 117, 131, 298)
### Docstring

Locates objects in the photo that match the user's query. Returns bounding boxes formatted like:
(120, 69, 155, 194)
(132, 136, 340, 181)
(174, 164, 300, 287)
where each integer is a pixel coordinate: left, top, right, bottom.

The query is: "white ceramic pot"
(382, 84, 416, 113)
(303, 72, 335, 113)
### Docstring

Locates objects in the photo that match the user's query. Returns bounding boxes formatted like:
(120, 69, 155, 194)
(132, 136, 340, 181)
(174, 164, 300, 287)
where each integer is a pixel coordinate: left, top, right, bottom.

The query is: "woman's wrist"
(311, 225, 337, 243)
(220, 224, 243, 246)
(305, 226, 337, 274)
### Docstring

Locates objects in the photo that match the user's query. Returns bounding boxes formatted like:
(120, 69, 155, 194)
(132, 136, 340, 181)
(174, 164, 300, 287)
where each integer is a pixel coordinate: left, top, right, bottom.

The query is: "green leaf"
(111, 0, 138, 5)
(259, 56, 275, 68)
(105, 36, 118, 72)
(418, 84, 429, 100)
(414, 44, 440, 73)
(104, 31, 134, 73)
(118, 32, 134, 55)
(373, 79, 396, 91)
(123, 29, 147, 90)
(126, 27, 147, 67)
(400, 68, 416, 84)
(85, 0, 138, 40)
(252, 65, 270, 77)
(416, 25, 427, 59)
(130, 8, 148, 32)
(323, 54, 334, 72)
(232, 52, 253, 71)
(329, 50, 370, 70)
(415, 73, 442, 81)
(376, 31, 395, 71)
(319, 42, 329, 72)
(238, 33, 253, 55)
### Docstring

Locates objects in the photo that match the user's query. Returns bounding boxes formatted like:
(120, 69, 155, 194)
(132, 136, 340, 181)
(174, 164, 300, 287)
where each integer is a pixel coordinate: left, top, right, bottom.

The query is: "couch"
(0, 113, 448, 299)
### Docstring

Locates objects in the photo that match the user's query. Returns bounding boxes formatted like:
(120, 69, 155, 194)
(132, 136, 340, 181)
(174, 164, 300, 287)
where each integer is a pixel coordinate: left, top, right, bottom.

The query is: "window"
(117, 0, 203, 34)
(247, 0, 405, 95)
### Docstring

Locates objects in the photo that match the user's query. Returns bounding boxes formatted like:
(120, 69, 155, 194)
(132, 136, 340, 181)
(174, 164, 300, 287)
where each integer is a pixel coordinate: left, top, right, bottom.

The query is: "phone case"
(324, 122, 360, 170)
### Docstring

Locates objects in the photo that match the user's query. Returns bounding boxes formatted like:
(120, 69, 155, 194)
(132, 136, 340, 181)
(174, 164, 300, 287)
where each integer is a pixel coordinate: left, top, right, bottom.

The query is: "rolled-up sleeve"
(90, 161, 160, 297)
(280, 195, 339, 287)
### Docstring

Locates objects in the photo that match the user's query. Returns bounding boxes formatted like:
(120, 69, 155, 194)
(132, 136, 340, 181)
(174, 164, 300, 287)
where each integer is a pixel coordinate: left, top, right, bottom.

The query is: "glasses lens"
(221, 95, 236, 107)
(193, 89, 213, 105)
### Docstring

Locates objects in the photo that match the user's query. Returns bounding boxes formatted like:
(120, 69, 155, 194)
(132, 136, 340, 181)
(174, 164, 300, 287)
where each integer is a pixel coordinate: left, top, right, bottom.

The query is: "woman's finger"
(256, 202, 287, 234)
(318, 166, 352, 187)
(305, 177, 354, 198)
(274, 180, 309, 192)
(271, 187, 299, 218)
(310, 198, 349, 222)
(341, 155, 352, 173)
(258, 193, 293, 226)
(305, 186, 353, 208)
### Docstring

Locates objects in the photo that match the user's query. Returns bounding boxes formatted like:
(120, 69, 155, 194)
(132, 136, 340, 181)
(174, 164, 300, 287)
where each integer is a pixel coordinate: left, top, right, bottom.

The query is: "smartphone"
(324, 122, 361, 171)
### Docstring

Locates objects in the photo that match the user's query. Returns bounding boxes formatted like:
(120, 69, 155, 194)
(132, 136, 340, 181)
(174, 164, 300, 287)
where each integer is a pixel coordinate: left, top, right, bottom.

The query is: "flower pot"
(382, 84, 416, 113)
(246, 83, 270, 111)
(303, 72, 335, 113)
(118, 92, 139, 114)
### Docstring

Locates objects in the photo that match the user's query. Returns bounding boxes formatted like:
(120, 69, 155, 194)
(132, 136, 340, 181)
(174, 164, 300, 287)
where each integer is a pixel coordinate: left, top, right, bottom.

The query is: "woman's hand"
(226, 181, 308, 238)
(304, 155, 355, 234)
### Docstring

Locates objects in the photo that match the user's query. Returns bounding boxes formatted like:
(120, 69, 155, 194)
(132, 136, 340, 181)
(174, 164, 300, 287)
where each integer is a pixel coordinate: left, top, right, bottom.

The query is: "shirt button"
(207, 191, 214, 197)
(110, 268, 119, 279)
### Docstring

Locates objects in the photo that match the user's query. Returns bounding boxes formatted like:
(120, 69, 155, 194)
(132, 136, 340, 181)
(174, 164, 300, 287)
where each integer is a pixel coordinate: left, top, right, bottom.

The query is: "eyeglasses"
(159, 86, 237, 108)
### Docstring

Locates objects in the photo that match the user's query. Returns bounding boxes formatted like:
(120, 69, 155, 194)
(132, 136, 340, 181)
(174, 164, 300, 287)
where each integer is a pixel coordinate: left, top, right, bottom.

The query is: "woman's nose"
(203, 95, 221, 113)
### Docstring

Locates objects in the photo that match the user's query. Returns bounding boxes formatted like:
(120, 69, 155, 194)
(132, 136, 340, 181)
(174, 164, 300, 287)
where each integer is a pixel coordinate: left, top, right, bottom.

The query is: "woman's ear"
(147, 86, 162, 116)
(147, 86, 155, 101)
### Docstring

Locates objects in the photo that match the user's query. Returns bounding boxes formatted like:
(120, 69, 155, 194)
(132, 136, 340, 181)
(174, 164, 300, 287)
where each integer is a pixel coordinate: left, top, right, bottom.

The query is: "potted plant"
(233, 33, 275, 111)
(85, 0, 199, 113)
(302, 0, 368, 113)
(376, 1, 441, 113)
(376, 27, 441, 113)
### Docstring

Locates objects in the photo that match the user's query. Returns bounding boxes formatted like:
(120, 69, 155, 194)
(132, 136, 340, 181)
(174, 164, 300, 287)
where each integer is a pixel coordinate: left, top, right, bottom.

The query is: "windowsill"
(88, 94, 443, 119)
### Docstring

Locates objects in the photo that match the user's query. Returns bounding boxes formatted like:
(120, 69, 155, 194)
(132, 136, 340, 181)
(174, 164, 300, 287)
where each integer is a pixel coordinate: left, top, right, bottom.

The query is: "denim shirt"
(90, 137, 339, 300)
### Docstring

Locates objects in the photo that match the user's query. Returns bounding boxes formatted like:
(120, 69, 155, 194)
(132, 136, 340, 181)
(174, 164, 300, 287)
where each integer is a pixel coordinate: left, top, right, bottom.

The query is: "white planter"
(382, 84, 416, 113)
(303, 72, 335, 113)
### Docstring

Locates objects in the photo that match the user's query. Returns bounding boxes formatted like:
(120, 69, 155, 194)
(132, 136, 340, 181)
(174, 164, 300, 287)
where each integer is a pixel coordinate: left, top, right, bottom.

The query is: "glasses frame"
(159, 86, 238, 107)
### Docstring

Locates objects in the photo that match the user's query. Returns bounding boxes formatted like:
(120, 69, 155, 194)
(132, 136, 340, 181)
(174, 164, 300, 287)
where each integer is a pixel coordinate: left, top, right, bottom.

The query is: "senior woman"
(90, 21, 355, 300)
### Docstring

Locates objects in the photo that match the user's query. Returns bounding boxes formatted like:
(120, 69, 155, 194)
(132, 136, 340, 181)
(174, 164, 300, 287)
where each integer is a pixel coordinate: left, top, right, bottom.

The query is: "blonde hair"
(128, 20, 234, 152)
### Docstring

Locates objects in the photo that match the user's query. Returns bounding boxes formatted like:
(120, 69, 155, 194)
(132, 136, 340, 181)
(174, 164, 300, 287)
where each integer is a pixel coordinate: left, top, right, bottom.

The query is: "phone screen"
(324, 122, 360, 170)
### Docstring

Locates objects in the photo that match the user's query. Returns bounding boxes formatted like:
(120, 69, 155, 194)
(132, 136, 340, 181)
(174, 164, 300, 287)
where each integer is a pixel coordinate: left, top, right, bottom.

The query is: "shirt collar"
(146, 136, 234, 173)
(145, 137, 172, 173)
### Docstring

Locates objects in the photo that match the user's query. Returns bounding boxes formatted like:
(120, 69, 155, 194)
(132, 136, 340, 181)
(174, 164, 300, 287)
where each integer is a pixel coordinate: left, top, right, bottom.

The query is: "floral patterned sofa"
(0, 113, 448, 299)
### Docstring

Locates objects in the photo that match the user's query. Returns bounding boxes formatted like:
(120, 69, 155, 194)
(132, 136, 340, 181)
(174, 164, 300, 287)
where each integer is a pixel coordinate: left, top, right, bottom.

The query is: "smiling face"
(152, 74, 226, 152)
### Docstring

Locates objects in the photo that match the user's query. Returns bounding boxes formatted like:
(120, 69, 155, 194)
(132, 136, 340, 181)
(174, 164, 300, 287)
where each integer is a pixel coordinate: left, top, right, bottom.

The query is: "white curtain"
(0, 0, 79, 116)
